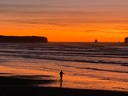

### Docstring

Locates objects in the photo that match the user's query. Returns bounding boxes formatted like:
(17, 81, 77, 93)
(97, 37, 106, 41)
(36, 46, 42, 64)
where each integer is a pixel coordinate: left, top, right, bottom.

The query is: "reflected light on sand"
(0, 63, 128, 92)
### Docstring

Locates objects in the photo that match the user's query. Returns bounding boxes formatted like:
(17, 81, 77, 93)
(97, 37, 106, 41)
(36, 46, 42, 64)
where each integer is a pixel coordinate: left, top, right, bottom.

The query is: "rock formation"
(0, 35, 48, 43)
(124, 37, 128, 43)
(94, 39, 98, 43)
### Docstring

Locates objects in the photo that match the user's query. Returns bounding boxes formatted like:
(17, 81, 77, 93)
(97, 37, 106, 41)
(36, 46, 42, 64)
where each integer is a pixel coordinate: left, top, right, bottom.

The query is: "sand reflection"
(60, 80, 63, 88)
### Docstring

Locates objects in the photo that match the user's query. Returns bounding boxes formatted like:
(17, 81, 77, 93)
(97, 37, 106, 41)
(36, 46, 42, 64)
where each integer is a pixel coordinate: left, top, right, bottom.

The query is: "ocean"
(0, 42, 128, 91)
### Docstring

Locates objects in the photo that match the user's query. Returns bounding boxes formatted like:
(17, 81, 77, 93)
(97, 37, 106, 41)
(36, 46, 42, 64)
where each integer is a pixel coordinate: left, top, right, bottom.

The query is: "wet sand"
(0, 75, 127, 96)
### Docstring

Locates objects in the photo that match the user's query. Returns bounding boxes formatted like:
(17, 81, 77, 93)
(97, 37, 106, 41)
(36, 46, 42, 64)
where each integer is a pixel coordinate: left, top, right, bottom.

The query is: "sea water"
(0, 43, 128, 91)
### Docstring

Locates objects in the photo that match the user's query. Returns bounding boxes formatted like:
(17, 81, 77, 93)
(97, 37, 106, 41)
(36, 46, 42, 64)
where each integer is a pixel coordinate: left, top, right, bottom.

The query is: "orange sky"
(0, 0, 128, 42)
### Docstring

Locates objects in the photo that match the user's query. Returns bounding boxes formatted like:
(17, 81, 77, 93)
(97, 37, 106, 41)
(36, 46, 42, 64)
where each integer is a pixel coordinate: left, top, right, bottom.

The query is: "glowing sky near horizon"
(0, 0, 128, 42)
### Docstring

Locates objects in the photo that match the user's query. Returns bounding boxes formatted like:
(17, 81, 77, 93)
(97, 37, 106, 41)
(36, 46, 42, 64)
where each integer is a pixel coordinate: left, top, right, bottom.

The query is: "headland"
(0, 35, 48, 43)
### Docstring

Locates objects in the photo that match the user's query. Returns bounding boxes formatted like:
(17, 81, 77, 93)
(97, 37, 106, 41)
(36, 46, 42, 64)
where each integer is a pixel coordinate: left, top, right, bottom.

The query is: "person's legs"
(60, 75, 62, 80)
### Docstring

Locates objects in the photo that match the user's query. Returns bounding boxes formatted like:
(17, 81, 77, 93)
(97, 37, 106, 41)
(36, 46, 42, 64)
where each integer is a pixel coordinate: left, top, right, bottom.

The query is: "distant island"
(124, 37, 128, 43)
(0, 35, 48, 43)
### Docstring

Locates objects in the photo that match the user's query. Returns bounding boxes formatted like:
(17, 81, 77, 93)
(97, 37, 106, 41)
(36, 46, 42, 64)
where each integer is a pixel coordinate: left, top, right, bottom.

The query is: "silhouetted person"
(60, 70, 64, 80)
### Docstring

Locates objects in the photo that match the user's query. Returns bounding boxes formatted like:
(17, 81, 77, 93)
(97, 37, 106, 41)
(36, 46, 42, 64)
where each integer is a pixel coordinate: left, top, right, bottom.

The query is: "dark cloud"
(0, 19, 71, 26)
(114, 26, 128, 30)
(83, 30, 99, 32)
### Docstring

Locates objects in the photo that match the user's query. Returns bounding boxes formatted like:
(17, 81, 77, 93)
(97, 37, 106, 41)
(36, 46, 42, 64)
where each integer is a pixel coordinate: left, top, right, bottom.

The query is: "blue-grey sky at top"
(0, 0, 128, 26)
(1, 0, 128, 13)
(0, 0, 128, 42)
(1, 0, 128, 15)
(0, 0, 128, 4)
(0, 0, 128, 7)
(0, 0, 128, 18)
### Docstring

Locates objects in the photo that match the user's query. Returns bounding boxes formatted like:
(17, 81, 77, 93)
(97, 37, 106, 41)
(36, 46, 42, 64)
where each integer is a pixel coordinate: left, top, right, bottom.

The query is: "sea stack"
(94, 39, 98, 43)
(0, 35, 48, 43)
(124, 37, 128, 43)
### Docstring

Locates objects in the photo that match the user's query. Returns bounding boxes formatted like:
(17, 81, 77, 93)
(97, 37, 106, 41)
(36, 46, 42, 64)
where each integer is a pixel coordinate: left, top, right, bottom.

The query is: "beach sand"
(0, 65, 128, 96)
(0, 75, 127, 96)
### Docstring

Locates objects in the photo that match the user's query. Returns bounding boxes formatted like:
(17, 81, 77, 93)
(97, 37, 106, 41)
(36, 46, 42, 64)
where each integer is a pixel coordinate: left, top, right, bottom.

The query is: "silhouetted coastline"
(0, 35, 48, 43)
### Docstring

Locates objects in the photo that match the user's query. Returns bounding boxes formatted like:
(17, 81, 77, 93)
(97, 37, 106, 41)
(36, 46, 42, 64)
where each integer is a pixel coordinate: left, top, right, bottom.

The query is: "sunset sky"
(0, 0, 128, 42)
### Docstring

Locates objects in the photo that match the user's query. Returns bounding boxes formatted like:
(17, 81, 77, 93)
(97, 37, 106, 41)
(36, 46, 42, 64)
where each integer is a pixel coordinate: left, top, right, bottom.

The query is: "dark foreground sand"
(0, 75, 127, 96)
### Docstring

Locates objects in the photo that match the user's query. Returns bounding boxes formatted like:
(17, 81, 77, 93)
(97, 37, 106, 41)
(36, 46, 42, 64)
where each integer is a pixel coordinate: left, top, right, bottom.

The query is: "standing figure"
(60, 70, 64, 80)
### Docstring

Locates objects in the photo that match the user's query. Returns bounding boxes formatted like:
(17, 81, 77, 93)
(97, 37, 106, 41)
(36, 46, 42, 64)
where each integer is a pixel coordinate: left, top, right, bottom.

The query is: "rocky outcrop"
(124, 37, 128, 43)
(0, 35, 48, 43)
(94, 39, 98, 43)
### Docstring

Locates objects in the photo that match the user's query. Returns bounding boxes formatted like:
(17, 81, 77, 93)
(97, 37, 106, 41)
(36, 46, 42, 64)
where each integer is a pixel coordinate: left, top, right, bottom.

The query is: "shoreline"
(0, 75, 127, 96)
(0, 63, 128, 92)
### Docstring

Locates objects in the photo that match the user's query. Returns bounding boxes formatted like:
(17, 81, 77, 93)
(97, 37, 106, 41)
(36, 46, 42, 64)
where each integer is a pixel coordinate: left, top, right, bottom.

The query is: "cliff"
(0, 35, 48, 43)
(124, 37, 128, 43)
